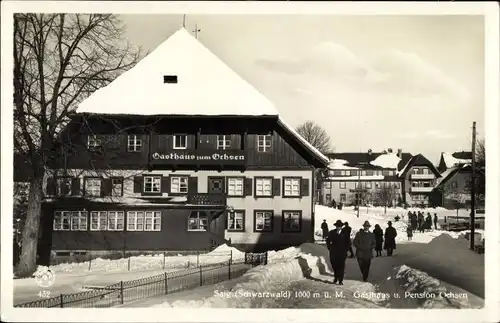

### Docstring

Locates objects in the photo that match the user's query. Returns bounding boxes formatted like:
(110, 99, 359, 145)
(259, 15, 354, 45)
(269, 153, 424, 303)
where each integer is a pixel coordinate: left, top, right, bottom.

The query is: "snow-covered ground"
(14, 245, 246, 305)
(127, 205, 484, 309)
(314, 205, 484, 244)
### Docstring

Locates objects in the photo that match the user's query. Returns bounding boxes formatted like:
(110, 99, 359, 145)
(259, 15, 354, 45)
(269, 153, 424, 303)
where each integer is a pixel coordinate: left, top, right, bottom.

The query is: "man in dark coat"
(418, 212, 424, 233)
(321, 220, 329, 241)
(433, 213, 438, 230)
(425, 213, 432, 231)
(384, 221, 397, 256)
(353, 221, 376, 282)
(342, 221, 355, 258)
(326, 220, 350, 285)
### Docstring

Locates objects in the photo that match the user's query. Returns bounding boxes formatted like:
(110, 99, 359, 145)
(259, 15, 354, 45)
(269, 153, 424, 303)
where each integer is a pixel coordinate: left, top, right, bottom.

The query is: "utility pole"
(470, 122, 477, 250)
(182, 14, 186, 28)
(193, 24, 201, 39)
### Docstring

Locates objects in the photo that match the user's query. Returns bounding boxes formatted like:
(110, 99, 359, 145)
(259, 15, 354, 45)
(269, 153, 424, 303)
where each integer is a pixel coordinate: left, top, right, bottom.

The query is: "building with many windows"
(319, 150, 413, 207)
(34, 28, 328, 261)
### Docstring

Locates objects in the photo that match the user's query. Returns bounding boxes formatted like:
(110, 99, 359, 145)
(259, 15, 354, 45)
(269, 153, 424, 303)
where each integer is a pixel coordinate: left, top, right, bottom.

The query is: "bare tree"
(374, 184, 396, 214)
(14, 13, 141, 277)
(295, 120, 332, 154)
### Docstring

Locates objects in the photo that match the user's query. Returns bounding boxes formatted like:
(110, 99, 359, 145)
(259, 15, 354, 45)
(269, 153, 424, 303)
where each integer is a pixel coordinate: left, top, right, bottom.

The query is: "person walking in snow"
(417, 212, 424, 233)
(425, 213, 432, 232)
(373, 224, 384, 257)
(353, 221, 376, 282)
(342, 222, 355, 258)
(384, 221, 397, 256)
(321, 220, 329, 241)
(326, 220, 350, 285)
(433, 213, 438, 230)
(412, 211, 418, 231)
(406, 225, 413, 241)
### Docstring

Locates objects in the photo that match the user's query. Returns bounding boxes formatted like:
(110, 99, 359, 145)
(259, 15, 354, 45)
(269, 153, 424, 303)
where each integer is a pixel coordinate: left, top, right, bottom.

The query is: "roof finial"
(193, 24, 201, 39)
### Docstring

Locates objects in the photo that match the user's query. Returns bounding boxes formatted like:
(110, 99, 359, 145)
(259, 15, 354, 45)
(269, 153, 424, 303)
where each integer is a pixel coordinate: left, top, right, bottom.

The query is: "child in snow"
(406, 226, 413, 241)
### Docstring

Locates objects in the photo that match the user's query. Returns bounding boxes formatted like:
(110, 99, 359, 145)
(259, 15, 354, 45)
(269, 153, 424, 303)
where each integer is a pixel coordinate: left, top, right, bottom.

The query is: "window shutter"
(102, 178, 112, 197)
(244, 178, 253, 196)
(161, 176, 171, 193)
(188, 176, 198, 194)
(273, 178, 281, 196)
(301, 178, 310, 197)
(133, 176, 142, 193)
(71, 178, 80, 196)
(46, 177, 56, 196)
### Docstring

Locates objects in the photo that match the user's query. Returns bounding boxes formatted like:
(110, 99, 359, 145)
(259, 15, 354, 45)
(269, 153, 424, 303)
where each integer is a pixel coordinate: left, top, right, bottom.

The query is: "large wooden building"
(36, 28, 328, 259)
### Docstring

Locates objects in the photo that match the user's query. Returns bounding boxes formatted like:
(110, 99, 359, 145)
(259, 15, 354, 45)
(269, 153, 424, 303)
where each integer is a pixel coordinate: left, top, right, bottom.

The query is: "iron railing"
(15, 260, 249, 308)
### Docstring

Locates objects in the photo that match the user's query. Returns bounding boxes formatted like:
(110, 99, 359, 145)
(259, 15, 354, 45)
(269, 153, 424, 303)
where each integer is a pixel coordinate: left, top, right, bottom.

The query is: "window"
(87, 135, 101, 149)
(324, 182, 331, 189)
(283, 178, 300, 197)
(366, 182, 372, 189)
(257, 135, 272, 152)
(217, 135, 231, 150)
(173, 135, 187, 149)
(188, 211, 208, 231)
(366, 170, 373, 176)
(375, 182, 381, 189)
(111, 178, 123, 197)
(90, 211, 108, 231)
(412, 168, 419, 174)
(57, 177, 72, 196)
(84, 178, 101, 197)
(227, 178, 244, 196)
(127, 211, 145, 231)
(282, 211, 301, 232)
(145, 211, 162, 231)
(254, 211, 273, 232)
(388, 170, 394, 176)
(53, 211, 71, 231)
(423, 168, 430, 174)
(339, 182, 346, 189)
(452, 181, 458, 189)
(255, 177, 272, 197)
(108, 211, 125, 231)
(361, 171, 367, 176)
(144, 176, 161, 193)
(171, 176, 188, 193)
(70, 211, 88, 231)
(340, 194, 346, 202)
(127, 135, 142, 152)
(326, 193, 331, 202)
(394, 182, 401, 189)
(227, 210, 245, 231)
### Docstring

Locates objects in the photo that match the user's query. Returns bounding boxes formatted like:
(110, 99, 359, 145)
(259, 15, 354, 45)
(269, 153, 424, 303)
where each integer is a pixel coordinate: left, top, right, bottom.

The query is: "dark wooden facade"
(53, 115, 321, 171)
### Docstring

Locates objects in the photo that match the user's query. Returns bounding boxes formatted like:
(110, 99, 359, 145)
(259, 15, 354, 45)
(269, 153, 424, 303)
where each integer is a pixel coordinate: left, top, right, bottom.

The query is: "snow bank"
(369, 153, 401, 169)
(38, 247, 237, 274)
(393, 265, 483, 308)
(154, 243, 330, 308)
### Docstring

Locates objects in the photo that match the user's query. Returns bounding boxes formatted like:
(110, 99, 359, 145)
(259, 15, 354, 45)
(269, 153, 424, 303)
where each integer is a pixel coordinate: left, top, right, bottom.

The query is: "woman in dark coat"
(384, 221, 397, 256)
(373, 224, 384, 257)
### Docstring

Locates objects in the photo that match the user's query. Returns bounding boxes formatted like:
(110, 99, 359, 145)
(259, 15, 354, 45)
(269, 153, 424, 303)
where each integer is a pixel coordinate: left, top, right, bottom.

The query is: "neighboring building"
(34, 28, 328, 261)
(320, 149, 413, 207)
(398, 154, 442, 207)
(432, 151, 484, 209)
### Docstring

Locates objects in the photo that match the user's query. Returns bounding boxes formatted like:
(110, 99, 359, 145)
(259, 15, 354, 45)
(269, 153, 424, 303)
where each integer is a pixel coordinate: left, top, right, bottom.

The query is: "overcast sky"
(119, 14, 484, 163)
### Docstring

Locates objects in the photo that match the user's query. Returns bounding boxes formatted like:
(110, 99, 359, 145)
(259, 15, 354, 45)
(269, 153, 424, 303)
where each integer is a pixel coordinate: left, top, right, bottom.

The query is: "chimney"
(388, 148, 393, 153)
(368, 149, 372, 155)
(382, 149, 387, 154)
(397, 149, 402, 158)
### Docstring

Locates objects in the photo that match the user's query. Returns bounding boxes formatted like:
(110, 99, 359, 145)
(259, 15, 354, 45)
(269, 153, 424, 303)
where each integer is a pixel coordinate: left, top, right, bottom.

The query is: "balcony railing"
(410, 186, 434, 193)
(188, 193, 227, 206)
(411, 173, 435, 180)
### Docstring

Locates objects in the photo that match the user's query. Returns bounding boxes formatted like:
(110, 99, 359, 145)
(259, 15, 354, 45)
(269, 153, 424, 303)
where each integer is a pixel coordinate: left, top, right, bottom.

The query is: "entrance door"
(208, 177, 225, 194)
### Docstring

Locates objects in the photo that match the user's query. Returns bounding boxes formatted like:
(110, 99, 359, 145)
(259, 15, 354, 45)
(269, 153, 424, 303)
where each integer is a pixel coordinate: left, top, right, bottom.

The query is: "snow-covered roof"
(327, 159, 359, 170)
(369, 153, 401, 169)
(277, 119, 329, 165)
(442, 152, 472, 169)
(76, 28, 278, 117)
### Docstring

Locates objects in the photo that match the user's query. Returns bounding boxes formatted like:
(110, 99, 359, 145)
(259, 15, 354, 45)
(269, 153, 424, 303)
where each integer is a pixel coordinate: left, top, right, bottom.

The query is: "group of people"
(322, 219, 398, 284)
(406, 211, 438, 236)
